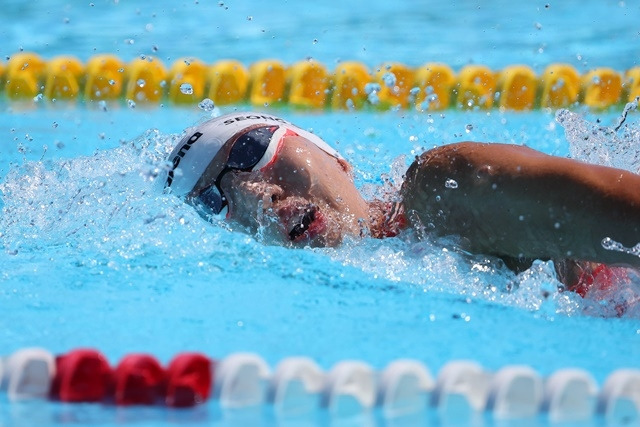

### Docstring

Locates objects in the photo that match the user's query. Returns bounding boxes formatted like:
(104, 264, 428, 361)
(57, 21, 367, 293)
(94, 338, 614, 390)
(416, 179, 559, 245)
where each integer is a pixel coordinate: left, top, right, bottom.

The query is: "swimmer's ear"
(337, 158, 352, 176)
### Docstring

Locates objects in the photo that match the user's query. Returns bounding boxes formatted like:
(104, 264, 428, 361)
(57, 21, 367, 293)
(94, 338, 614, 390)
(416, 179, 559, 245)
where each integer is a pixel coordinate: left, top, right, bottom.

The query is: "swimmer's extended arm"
(401, 142, 640, 267)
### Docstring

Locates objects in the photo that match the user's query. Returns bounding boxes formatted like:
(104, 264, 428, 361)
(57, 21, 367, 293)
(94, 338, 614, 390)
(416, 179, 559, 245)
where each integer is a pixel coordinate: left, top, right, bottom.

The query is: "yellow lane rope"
(2, 52, 639, 110)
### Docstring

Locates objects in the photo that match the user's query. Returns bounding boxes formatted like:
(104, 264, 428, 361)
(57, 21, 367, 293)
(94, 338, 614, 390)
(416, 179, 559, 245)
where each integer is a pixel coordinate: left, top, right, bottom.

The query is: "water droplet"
(345, 98, 355, 109)
(198, 98, 215, 111)
(382, 72, 397, 88)
(136, 79, 146, 88)
(465, 124, 473, 133)
(127, 99, 136, 109)
(602, 237, 623, 251)
(364, 83, 381, 105)
(33, 93, 43, 102)
(444, 178, 458, 189)
(180, 83, 194, 95)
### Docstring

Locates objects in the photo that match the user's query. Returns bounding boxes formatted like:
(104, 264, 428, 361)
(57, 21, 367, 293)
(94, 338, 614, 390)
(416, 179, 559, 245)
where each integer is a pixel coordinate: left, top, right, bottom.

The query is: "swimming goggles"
(194, 125, 280, 215)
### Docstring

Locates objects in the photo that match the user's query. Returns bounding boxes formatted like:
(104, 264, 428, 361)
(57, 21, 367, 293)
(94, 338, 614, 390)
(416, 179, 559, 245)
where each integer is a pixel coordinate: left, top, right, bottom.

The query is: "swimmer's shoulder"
(416, 141, 544, 164)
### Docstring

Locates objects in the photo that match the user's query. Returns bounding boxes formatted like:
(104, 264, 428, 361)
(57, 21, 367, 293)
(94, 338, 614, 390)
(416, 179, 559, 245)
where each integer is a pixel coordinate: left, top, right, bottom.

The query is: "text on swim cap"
(222, 114, 288, 125)
(166, 131, 203, 188)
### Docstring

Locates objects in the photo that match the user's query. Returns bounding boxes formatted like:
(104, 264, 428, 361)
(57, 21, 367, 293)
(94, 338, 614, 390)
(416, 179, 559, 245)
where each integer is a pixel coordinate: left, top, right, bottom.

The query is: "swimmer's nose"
(221, 171, 284, 212)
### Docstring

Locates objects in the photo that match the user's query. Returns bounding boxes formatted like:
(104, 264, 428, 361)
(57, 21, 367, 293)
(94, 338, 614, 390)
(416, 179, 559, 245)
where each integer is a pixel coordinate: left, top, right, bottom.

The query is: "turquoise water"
(1, 1, 640, 425)
(2, 0, 639, 70)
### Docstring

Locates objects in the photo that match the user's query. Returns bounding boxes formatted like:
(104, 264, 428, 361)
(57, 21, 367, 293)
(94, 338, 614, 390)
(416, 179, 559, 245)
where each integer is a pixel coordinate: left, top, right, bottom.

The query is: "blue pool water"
(1, 0, 640, 425)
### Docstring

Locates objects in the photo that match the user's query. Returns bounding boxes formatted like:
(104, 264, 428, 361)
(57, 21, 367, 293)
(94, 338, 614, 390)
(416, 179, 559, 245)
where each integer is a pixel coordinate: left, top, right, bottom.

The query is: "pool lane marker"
(2, 52, 639, 110)
(0, 347, 639, 424)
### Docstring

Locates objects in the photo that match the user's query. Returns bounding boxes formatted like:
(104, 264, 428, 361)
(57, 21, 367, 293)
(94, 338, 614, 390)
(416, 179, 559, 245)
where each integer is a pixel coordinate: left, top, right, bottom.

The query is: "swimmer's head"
(166, 112, 370, 246)
(165, 112, 341, 215)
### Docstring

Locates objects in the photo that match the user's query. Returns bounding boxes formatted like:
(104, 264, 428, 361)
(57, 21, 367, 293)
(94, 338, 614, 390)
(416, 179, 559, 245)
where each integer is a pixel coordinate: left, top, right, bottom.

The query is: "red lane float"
(165, 352, 213, 407)
(50, 348, 112, 403)
(45, 348, 213, 407)
(113, 353, 165, 405)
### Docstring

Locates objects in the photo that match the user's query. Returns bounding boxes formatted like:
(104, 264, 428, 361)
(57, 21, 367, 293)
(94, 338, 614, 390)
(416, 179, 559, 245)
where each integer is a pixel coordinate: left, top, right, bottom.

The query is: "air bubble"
(444, 178, 458, 189)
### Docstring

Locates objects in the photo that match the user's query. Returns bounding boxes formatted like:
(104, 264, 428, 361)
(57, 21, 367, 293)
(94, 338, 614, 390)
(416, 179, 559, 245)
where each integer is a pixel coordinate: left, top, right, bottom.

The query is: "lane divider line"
(2, 52, 638, 110)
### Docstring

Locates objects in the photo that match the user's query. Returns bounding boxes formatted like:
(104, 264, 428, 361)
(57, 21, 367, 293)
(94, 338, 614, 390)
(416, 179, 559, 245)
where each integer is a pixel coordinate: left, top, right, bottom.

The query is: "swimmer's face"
(219, 135, 370, 247)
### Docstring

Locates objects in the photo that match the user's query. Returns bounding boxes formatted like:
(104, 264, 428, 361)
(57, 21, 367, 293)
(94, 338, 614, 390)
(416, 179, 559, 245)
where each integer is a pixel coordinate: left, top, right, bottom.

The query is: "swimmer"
(165, 112, 640, 290)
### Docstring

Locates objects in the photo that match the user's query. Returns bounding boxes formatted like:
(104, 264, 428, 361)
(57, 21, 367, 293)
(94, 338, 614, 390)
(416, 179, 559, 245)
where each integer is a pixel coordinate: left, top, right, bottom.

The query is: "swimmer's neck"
(367, 200, 408, 239)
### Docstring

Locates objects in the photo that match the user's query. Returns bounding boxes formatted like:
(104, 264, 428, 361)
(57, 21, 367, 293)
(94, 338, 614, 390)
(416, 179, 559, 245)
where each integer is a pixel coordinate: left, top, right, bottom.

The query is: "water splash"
(555, 102, 640, 316)
(2, 117, 637, 318)
(0, 130, 227, 272)
(328, 233, 584, 318)
(556, 98, 640, 173)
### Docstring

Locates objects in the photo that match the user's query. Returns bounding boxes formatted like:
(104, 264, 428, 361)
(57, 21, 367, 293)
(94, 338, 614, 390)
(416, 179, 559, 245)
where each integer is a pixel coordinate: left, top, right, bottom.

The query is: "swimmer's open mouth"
(281, 204, 326, 243)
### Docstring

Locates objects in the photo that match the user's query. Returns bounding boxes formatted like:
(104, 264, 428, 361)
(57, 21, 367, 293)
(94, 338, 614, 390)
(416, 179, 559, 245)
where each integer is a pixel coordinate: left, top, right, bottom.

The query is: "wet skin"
(211, 134, 640, 270)
(402, 142, 640, 268)
(219, 135, 371, 247)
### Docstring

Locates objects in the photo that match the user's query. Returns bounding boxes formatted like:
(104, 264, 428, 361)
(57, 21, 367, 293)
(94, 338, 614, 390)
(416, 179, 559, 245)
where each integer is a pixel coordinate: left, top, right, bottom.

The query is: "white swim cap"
(165, 111, 341, 198)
